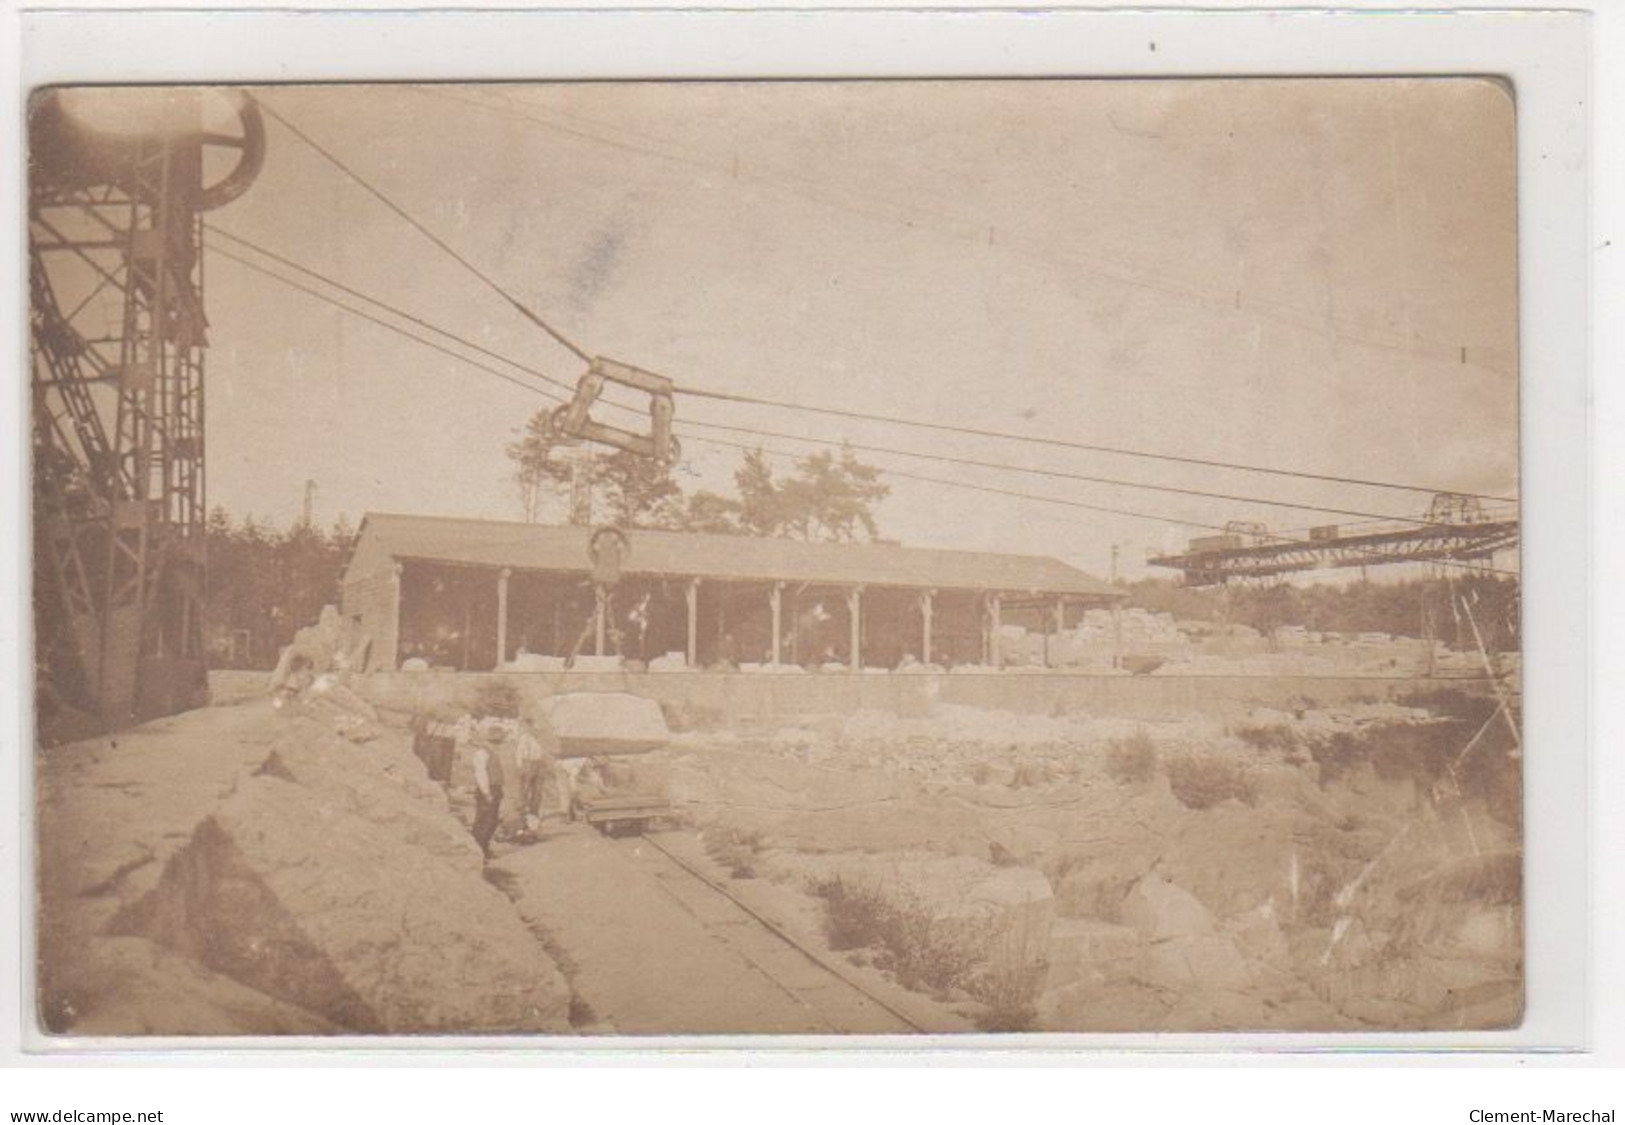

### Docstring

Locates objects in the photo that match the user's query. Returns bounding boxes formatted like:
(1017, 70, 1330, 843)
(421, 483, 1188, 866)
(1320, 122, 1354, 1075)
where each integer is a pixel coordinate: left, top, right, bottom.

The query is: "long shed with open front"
(341, 513, 1123, 673)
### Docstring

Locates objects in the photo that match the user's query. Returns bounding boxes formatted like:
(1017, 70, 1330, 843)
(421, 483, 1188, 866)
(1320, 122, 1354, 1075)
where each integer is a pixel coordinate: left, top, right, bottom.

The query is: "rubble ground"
(36, 700, 570, 1035)
(35, 682, 1519, 1036)
(655, 694, 1522, 1032)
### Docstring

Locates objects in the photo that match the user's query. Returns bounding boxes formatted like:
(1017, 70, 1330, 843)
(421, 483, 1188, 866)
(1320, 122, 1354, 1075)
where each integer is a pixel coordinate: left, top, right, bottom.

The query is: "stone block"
(1121, 872, 1215, 939)
(116, 776, 570, 1033)
(1141, 933, 1253, 992)
(568, 655, 624, 674)
(257, 721, 480, 873)
(540, 691, 670, 757)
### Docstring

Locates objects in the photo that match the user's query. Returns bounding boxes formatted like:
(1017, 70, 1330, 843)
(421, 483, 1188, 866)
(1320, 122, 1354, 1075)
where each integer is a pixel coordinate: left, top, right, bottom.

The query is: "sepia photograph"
(28, 78, 1523, 1038)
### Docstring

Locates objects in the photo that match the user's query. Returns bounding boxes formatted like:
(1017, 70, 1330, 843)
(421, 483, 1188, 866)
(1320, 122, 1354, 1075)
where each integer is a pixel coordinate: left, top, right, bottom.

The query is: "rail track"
(615, 831, 930, 1034)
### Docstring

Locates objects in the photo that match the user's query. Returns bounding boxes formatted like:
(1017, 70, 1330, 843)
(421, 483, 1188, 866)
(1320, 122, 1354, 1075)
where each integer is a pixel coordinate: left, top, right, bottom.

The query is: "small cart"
(574, 793, 673, 837)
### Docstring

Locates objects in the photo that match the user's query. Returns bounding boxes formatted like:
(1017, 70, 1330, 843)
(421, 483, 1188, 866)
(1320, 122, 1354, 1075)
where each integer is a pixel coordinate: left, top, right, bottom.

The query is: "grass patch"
(1012, 759, 1063, 788)
(1232, 722, 1301, 757)
(809, 874, 989, 995)
(705, 826, 766, 879)
(808, 873, 1047, 1029)
(1298, 693, 1520, 826)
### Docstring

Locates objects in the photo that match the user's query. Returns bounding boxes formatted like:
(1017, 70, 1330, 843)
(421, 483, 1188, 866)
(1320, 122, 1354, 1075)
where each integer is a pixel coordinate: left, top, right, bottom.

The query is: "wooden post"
(1042, 601, 1050, 669)
(770, 582, 784, 666)
(1047, 597, 1064, 668)
(919, 589, 935, 666)
(685, 579, 700, 668)
(495, 568, 511, 670)
(593, 584, 606, 657)
(988, 593, 1003, 669)
(846, 586, 863, 672)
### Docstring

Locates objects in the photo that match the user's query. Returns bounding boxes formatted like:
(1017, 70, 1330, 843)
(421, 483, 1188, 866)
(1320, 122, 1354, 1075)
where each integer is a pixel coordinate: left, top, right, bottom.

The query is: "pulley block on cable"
(546, 357, 680, 465)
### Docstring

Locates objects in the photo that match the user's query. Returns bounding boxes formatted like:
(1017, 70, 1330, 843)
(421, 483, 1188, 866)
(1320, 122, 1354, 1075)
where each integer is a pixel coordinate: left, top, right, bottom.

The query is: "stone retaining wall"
(333, 669, 1503, 724)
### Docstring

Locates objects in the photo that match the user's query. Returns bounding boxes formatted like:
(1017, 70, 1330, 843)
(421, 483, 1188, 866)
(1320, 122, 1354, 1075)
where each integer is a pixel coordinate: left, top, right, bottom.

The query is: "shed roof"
(345, 513, 1121, 600)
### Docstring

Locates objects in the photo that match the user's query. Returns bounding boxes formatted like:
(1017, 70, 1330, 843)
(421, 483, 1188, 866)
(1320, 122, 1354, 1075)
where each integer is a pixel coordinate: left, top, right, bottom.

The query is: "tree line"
(203, 508, 356, 669)
(507, 409, 891, 541)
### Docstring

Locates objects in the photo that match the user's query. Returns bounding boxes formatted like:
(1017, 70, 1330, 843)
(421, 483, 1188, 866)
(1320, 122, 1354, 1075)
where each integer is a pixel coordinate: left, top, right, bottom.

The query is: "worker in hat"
(467, 719, 506, 861)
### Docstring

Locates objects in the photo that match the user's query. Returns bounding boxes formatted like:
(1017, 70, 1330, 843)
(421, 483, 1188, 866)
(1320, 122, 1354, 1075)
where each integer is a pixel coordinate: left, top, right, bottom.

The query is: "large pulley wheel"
(30, 87, 266, 211)
(543, 404, 578, 445)
(195, 92, 266, 211)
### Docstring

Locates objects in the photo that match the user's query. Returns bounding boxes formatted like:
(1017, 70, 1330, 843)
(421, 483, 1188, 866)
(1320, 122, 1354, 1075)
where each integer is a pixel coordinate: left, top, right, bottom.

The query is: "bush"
(1232, 722, 1300, 757)
(1104, 730, 1159, 784)
(808, 874, 990, 995)
(966, 904, 1049, 1032)
(1165, 751, 1259, 811)
(1310, 705, 1521, 828)
(1012, 759, 1062, 788)
(705, 826, 765, 879)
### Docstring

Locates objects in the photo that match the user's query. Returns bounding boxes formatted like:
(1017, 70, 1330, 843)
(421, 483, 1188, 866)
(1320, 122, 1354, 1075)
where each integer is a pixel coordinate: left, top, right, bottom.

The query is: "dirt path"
(491, 828, 930, 1035)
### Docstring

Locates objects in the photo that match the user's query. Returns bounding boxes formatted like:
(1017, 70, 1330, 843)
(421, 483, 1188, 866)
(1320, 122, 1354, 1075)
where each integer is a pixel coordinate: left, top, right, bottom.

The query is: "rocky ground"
(36, 701, 570, 1036)
(34, 682, 1521, 1037)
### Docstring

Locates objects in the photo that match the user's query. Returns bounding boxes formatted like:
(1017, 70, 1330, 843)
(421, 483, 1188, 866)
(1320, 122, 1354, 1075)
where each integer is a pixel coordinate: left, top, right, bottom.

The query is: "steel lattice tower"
(30, 89, 264, 729)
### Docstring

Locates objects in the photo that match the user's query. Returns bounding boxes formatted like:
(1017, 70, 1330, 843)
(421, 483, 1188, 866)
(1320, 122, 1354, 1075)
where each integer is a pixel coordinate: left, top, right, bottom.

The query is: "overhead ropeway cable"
(258, 98, 592, 366)
(208, 241, 572, 406)
(205, 230, 1518, 579)
(210, 226, 1480, 530)
(674, 384, 1518, 505)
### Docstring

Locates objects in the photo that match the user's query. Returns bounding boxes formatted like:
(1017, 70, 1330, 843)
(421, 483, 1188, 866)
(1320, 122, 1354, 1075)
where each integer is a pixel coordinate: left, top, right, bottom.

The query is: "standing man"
(469, 721, 506, 861)
(512, 708, 563, 839)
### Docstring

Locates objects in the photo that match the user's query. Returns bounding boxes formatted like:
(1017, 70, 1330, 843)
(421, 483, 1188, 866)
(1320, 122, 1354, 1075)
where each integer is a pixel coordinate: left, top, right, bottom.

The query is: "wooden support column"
(685, 579, 700, 668)
(593, 584, 607, 657)
(846, 586, 863, 672)
(919, 589, 935, 666)
(388, 562, 404, 671)
(988, 592, 1003, 669)
(1045, 597, 1065, 668)
(495, 568, 511, 670)
(770, 582, 784, 666)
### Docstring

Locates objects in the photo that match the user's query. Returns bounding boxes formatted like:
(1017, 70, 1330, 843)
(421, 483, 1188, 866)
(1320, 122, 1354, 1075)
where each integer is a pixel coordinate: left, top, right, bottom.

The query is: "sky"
(86, 79, 1521, 579)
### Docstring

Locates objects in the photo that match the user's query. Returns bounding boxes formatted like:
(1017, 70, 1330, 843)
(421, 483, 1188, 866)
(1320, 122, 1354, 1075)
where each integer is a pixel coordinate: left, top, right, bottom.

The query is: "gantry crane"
(30, 88, 265, 729)
(1146, 493, 1519, 587)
